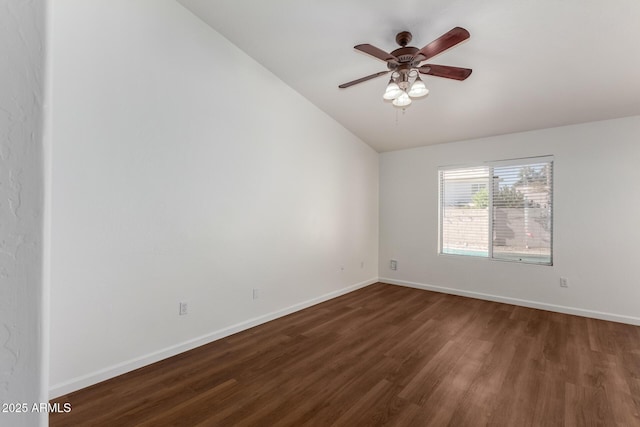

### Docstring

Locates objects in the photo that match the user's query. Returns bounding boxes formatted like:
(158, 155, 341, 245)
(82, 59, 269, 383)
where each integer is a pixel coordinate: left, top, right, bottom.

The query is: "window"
(439, 157, 553, 265)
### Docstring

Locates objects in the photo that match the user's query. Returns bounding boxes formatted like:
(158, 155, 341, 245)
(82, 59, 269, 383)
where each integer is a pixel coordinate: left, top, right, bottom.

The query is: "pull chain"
(395, 107, 408, 126)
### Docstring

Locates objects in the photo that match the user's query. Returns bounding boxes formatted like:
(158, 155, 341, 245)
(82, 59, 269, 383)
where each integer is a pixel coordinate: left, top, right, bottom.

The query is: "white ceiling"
(177, 0, 640, 152)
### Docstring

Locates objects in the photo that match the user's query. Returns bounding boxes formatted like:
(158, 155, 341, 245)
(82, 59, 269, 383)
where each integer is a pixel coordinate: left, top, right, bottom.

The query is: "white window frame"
(438, 156, 554, 266)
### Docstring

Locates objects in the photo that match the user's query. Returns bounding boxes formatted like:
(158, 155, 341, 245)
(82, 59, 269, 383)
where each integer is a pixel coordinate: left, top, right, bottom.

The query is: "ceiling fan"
(339, 27, 472, 108)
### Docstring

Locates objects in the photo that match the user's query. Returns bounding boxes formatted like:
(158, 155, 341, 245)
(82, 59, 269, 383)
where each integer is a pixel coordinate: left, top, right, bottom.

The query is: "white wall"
(0, 0, 47, 425)
(50, 0, 378, 397)
(380, 116, 640, 324)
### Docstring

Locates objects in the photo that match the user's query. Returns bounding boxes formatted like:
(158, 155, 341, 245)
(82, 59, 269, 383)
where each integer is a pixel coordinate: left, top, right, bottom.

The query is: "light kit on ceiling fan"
(384, 70, 430, 108)
(408, 74, 428, 98)
(339, 27, 472, 109)
(392, 91, 412, 108)
(382, 77, 403, 100)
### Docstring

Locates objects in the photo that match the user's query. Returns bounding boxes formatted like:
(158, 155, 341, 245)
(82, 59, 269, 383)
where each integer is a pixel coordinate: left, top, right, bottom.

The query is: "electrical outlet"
(560, 277, 569, 288)
(179, 302, 188, 315)
(252, 288, 259, 300)
(360, 261, 364, 269)
(390, 260, 397, 270)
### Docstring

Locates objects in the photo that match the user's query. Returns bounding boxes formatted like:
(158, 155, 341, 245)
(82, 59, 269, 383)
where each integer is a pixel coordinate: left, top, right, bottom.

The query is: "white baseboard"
(380, 277, 640, 326)
(49, 277, 378, 399)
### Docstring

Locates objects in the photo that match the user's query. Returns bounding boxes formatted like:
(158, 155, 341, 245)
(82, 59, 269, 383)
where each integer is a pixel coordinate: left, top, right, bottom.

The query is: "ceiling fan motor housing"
(387, 47, 421, 69)
(387, 31, 421, 69)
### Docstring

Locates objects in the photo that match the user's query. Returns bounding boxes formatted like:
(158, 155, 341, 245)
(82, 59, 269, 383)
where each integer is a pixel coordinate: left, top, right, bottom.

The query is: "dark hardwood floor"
(50, 283, 640, 426)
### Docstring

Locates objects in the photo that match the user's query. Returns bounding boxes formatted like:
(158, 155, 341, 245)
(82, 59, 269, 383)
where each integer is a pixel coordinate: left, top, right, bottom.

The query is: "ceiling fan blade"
(418, 64, 472, 81)
(413, 27, 470, 62)
(354, 44, 399, 64)
(338, 71, 389, 89)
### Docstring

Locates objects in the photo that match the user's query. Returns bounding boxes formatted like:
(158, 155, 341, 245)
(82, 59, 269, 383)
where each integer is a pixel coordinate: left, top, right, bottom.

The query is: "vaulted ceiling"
(177, 0, 640, 152)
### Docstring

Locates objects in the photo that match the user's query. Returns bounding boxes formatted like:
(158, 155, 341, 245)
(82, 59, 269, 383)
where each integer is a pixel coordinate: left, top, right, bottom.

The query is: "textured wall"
(0, 0, 46, 425)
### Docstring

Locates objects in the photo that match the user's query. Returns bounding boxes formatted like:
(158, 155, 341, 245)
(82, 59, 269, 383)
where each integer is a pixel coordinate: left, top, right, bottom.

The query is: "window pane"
(440, 167, 489, 257)
(492, 162, 553, 264)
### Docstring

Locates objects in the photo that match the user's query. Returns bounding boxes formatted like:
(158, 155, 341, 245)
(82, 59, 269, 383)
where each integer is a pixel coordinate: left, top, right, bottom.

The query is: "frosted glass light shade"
(382, 81, 402, 100)
(392, 91, 412, 108)
(408, 77, 429, 98)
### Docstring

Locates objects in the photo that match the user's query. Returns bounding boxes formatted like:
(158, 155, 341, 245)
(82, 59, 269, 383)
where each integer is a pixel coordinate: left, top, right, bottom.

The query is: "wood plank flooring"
(50, 283, 640, 426)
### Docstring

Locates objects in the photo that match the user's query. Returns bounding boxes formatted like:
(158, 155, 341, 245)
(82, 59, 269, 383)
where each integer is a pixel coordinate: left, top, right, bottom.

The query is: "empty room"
(3, 0, 640, 426)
